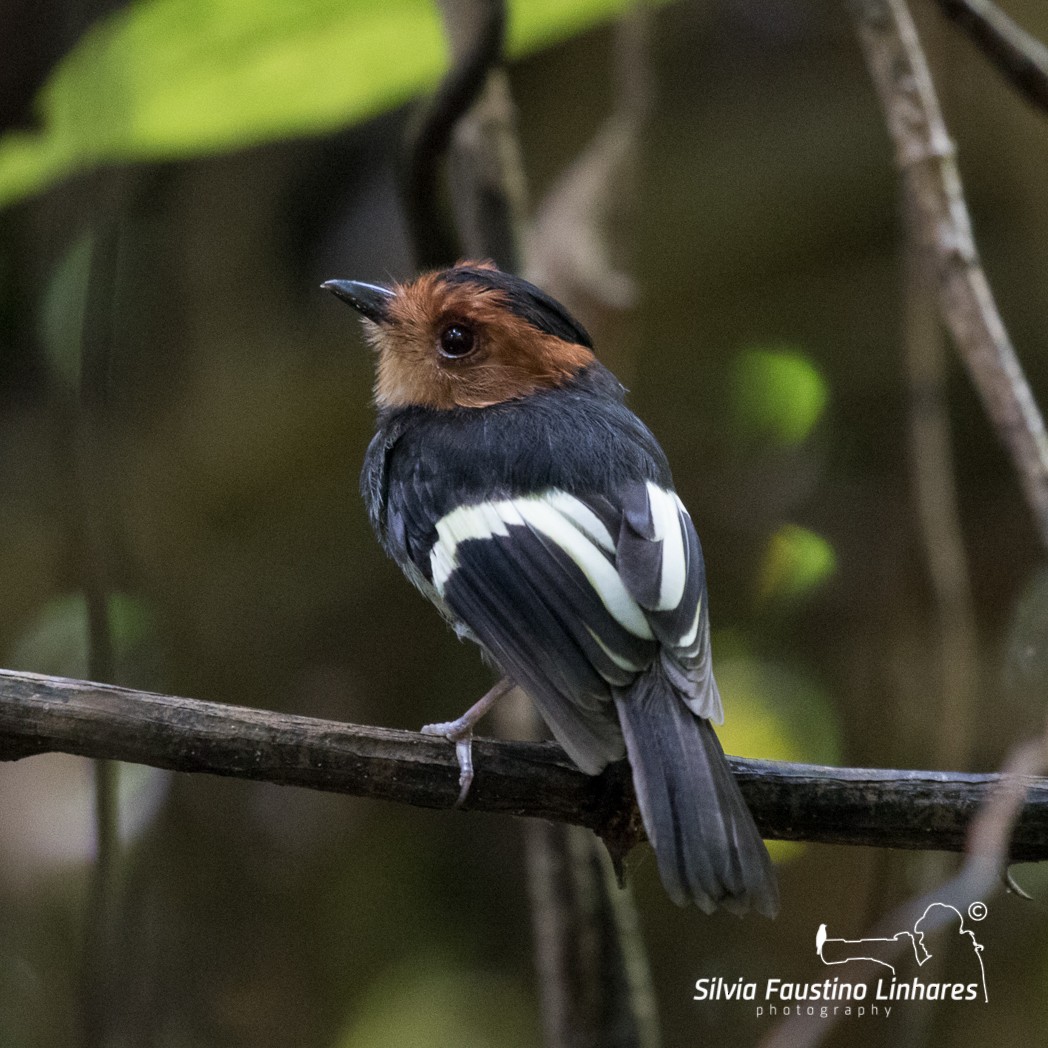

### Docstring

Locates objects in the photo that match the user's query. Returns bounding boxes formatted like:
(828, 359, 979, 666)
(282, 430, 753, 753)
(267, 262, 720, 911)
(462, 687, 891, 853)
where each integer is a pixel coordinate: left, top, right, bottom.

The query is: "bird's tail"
(613, 670, 779, 917)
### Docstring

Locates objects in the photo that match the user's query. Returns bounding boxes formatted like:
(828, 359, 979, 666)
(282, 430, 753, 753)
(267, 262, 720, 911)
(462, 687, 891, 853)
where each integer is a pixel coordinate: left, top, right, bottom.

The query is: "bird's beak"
(321, 279, 396, 324)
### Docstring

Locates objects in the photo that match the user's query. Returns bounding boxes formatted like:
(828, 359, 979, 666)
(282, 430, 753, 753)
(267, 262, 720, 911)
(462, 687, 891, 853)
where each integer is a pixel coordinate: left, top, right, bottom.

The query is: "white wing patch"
(430, 502, 511, 591)
(542, 491, 616, 552)
(677, 599, 703, 653)
(645, 481, 687, 612)
(514, 499, 653, 639)
(430, 490, 654, 640)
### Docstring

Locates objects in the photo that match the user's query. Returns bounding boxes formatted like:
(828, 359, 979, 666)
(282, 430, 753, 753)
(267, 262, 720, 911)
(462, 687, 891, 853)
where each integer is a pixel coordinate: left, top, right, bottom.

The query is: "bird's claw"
(420, 678, 514, 809)
(421, 719, 476, 808)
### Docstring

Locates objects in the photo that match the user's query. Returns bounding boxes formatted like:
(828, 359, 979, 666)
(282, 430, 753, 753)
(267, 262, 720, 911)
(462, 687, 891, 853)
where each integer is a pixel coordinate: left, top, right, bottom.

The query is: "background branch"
(933, 0, 1048, 113)
(76, 206, 122, 1048)
(402, 0, 506, 269)
(2, 668, 1047, 861)
(851, 0, 1048, 550)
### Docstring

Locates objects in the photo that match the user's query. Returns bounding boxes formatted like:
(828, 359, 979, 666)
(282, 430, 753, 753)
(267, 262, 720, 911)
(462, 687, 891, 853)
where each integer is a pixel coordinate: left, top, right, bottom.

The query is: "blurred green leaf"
(714, 639, 841, 861)
(758, 523, 836, 605)
(731, 345, 828, 447)
(0, 0, 671, 208)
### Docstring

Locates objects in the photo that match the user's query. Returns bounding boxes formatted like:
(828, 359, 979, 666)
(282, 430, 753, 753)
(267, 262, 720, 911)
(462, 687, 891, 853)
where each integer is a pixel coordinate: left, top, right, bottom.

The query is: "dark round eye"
(439, 323, 475, 359)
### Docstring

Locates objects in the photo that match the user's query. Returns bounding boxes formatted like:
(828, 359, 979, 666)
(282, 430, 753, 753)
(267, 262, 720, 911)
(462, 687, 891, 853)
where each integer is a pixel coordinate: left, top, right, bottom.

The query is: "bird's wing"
(423, 481, 720, 773)
(613, 480, 723, 722)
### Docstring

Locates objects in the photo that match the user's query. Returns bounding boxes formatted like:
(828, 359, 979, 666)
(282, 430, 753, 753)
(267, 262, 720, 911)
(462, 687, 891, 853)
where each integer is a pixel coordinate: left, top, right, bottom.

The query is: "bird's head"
(323, 261, 595, 410)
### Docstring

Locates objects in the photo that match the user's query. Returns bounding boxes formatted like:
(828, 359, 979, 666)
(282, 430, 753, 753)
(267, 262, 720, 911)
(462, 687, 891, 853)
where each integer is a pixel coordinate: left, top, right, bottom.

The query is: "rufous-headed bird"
(323, 261, 778, 916)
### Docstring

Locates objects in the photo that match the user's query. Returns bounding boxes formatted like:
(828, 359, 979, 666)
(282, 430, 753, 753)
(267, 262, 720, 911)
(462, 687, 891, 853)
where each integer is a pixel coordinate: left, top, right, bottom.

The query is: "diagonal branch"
(933, 0, 1048, 114)
(850, 0, 1048, 550)
(2, 668, 1047, 862)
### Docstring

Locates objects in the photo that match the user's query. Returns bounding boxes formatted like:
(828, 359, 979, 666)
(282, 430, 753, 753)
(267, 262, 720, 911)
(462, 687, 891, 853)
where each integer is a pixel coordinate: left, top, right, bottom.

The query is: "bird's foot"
(421, 677, 514, 807)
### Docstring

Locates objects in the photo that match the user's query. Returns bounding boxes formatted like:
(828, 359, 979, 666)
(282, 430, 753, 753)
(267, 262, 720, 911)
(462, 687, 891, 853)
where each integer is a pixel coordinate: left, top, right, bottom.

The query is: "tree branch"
(933, 0, 1048, 114)
(2, 668, 1047, 861)
(850, 0, 1048, 550)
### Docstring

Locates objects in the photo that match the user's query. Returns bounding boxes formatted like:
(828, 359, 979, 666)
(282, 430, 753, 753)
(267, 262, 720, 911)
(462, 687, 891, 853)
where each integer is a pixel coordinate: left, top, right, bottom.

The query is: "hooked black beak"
(321, 279, 395, 324)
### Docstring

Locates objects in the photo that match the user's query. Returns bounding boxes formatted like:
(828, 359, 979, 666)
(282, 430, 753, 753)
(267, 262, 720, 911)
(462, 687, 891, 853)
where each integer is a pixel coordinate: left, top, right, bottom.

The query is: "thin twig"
(900, 192, 979, 1047)
(402, 0, 506, 269)
(403, 6, 655, 1046)
(524, 820, 662, 1048)
(76, 218, 121, 1048)
(933, 0, 1048, 113)
(524, 4, 653, 380)
(446, 59, 527, 270)
(851, 0, 1048, 550)
(2, 668, 1048, 860)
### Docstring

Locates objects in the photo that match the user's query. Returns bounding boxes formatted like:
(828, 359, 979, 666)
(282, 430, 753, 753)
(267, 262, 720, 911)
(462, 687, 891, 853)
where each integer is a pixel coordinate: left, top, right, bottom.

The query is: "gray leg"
(422, 677, 514, 806)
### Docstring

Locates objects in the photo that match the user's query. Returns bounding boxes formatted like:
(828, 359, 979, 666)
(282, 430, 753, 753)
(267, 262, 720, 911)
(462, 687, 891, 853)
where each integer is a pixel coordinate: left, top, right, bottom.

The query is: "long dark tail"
(613, 671, 779, 917)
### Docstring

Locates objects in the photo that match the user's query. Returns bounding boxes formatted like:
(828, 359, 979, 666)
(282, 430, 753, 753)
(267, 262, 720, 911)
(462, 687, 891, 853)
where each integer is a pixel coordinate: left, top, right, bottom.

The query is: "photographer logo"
(693, 901, 988, 1020)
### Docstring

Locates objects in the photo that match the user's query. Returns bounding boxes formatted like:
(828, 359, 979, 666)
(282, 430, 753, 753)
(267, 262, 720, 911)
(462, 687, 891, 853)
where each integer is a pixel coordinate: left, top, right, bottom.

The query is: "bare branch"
(850, 0, 1048, 550)
(933, 0, 1048, 114)
(2, 668, 1048, 861)
(402, 0, 507, 269)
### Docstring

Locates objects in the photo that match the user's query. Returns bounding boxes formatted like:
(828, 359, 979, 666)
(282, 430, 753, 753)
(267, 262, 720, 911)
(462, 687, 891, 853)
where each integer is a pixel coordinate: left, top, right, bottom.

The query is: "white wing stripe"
(586, 626, 647, 673)
(429, 491, 655, 641)
(646, 482, 687, 611)
(513, 499, 654, 639)
(432, 502, 510, 592)
(543, 491, 615, 551)
(677, 598, 703, 650)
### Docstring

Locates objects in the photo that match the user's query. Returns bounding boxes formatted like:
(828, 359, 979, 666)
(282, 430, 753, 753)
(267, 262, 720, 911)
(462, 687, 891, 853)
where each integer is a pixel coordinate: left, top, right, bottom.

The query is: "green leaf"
(758, 523, 836, 605)
(731, 345, 829, 447)
(0, 0, 669, 208)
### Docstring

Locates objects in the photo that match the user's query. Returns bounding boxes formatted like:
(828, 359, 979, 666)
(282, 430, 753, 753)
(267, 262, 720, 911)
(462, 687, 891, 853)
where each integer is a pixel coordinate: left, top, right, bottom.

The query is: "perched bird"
(323, 261, 778, 916)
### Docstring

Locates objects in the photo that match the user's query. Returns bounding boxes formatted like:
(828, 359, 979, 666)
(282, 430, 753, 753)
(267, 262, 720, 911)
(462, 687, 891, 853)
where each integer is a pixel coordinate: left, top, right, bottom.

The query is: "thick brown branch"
(1, 669, 1047, 861)
(850, 0, 1048, 550)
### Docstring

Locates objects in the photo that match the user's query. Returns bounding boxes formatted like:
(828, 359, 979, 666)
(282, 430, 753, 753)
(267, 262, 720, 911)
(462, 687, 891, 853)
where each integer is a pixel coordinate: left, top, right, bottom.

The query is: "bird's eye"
(438, 323, 476, 359)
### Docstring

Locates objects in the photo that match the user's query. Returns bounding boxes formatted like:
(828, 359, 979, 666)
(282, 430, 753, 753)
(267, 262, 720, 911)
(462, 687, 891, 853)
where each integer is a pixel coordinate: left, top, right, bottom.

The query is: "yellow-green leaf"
(758, 523, 836, 605)
(0, 0, 672, 208)
(732, 345, 829, 447)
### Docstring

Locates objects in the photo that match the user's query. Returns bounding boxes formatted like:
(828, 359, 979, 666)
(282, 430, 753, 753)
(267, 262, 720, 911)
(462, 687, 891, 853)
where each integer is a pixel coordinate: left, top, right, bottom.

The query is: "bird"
(322, 260, 778, 916)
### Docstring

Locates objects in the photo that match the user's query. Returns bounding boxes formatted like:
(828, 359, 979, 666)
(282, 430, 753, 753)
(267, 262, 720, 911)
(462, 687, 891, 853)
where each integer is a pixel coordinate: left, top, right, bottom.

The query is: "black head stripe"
(440, 267, 593, 349)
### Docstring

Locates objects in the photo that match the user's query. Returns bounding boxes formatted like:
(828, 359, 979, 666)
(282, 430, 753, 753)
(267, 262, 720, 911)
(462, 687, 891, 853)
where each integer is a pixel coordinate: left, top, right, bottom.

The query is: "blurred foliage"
(731, 345, 829, 448)
(334, 958, 536, 1048)
(5, 591, 157, 684)
(757, 522, 836, 605)
(714, 631, 841, 862)
(0, 0, 672, 207)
